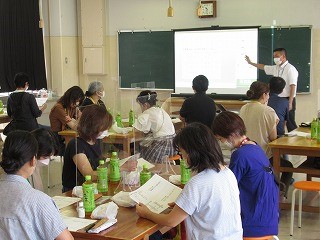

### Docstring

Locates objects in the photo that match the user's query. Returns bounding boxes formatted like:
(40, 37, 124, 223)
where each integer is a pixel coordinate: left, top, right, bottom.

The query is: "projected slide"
(174, 28, 258, 94)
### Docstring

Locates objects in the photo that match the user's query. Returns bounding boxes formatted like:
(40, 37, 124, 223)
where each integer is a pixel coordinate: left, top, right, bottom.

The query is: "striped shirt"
(0, 174, 67, 240)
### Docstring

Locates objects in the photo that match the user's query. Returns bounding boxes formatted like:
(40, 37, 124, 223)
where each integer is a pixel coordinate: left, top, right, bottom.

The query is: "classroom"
(1, 0, 320, 240)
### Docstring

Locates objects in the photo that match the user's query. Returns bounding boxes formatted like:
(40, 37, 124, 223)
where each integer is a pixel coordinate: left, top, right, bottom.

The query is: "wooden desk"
(61, 164, 181, 240)
(269, 127, 320, 212)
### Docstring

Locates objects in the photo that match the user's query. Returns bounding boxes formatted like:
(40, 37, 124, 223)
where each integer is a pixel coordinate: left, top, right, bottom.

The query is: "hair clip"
(147, 93, 151, 100)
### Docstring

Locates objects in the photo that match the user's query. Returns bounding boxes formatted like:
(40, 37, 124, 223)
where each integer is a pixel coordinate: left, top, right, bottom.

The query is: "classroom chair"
(290, 181, 320, 236)
(47, 156, 64, 188)
(243, 236, 279, 240)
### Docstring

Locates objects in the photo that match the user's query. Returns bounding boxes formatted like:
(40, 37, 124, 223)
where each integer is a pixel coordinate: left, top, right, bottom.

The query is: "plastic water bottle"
(77, 201, 85, 218)
(116, 113, 124, 128)
(311, 118, 318, 139)
(0, 100, 3, 114)
(140, 164, 151, 186)
(317, 119, 320, 143)
(180, 159, 191, 185)
(82, 175, 95, 213)
(109, 152, 120, 182)
(97, 160, 108, 194)
(129, 109, 135, 127)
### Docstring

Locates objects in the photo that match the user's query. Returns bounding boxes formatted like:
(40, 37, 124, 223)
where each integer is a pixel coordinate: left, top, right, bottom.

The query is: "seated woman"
(0, 131, 73, 240)
(5, 72, 47, 135)
(239, 81, 293, 197)
(30, 128, 59, 191)
(136, 123, 243, 239)
(62, 105, 136, 192)
(81, 81, 106, 109)
(133, 90, 176, 163)
(49, 86, 85, 155)
(212, 111, 279, 238)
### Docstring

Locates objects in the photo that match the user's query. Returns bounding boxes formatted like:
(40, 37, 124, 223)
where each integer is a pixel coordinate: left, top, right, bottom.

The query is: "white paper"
(129, 174, 182, 214)
(171, 118, 182, 124)
(52, 196, 81, 210)
(35, 97, 48, 107)
(61, 216, 97, 232)
(289, 131, 310, 137)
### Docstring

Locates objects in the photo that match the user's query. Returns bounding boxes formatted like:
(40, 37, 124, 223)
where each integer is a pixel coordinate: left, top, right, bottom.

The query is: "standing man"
(245, 48, 298, 132)
(179, 75, 216, 128)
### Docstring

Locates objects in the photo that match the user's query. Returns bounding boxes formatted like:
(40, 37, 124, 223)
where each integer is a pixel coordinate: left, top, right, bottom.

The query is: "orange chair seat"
(168, 154, 181, 161)
(293, 181, 320, 191)
(243, 236, 273, 240)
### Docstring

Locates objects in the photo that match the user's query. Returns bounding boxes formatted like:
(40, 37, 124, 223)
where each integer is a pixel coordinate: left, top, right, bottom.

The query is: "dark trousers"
(286, 97, 297, 132)
(269, 157, 293, 197)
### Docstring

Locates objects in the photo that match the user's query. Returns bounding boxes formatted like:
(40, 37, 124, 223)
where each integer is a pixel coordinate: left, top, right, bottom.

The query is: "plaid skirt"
(140, 134, 177, 164)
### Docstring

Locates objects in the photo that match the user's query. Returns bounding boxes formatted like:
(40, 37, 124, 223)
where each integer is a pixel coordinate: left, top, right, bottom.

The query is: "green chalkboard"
(119, 27, 311, 92)
(258, 27, 311, 93)
(118, 31, 174, 89)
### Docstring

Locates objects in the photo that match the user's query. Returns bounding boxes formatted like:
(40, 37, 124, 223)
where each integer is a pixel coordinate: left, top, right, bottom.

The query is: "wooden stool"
(243, 236, 279, 240)
(168, 154, 181, 165)
(290, 181, 320, 236)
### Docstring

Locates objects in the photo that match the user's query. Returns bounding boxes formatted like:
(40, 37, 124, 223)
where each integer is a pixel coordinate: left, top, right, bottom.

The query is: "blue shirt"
(268, 93, 289, 136)
(230, 144, 279, 237)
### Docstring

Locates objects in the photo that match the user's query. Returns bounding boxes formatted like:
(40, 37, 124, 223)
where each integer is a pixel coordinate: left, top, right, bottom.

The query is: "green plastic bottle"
(129, 109, 135, 127)
(311, 118, 318, 139)
(0, 100, 3, 114)
(82, 175, 95, 213)
(140, 164, 151, 186)
(180, 159, 191, 185)
(109, 152, 120, 182)
(97, 160, 108, 194)
(317, 119, 320, 143)
(116, 113, 124, 128)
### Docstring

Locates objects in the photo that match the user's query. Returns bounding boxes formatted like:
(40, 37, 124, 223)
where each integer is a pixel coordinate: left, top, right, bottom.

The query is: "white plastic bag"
(111, 191, 136, 207)
(90, 201, 118, 220)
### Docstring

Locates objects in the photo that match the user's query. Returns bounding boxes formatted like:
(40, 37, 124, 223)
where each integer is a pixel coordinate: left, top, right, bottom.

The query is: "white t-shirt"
(175, 168, 243, 240)
(239, 102, 279, 158)
(133, 106, 175, 138)
(264, 61, 298, 97)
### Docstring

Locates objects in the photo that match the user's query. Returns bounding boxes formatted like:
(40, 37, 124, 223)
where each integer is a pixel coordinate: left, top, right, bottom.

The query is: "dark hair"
(31, 128, 59, 158)
(173, 122, 225, 173)
(211, 111, 246, 138)
(14, 72, 29, 88)
(273, 48, 287, 57)
(1, 131, 38, 174)
(58, 86, 85, 108)
(136, 90, 157, 106)
(246, 81, 269, 100)
(78, 105, 113, 141)
(269, 77, 286, 94)
(192, 75, 209, 93)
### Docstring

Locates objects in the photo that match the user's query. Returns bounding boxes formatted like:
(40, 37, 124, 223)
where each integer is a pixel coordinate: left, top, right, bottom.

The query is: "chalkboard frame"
(118, 26, 311, 93)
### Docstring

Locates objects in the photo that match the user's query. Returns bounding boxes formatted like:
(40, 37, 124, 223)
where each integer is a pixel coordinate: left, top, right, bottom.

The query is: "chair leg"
(298, 189, 302, 228)
(290, 188, 298, 236)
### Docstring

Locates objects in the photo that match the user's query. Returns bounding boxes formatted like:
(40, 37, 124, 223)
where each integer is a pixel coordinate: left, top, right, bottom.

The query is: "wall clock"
(197, 1, 217, 18)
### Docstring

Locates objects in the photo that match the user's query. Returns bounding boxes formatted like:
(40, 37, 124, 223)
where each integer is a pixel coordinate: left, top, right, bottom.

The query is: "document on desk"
(62, 216, 96, 232)
(289, 130, 310, 137)
(129, 174, 182, 214)
(35, 97, 48, 107)
(52, 196, 81, 210)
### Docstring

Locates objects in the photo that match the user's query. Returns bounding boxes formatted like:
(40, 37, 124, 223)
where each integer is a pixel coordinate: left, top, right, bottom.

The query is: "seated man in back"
(179, 75, 216, 128)
(268, 77, 289, 137)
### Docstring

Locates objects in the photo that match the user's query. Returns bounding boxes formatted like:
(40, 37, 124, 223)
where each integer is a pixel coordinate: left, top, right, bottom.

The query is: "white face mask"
(97, 91, 105, 98)
(97, 130, 109, 139)
(38, 158, 50, 166)
(273, 57, 282, 65)
(220, 140, 234, 151)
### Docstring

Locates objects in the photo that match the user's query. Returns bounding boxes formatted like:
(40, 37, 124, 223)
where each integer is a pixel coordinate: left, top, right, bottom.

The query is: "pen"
(85, 223, 95, 233)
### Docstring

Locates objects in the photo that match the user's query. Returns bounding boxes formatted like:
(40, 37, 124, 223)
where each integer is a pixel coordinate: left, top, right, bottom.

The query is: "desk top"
(269, 127, 320, 150)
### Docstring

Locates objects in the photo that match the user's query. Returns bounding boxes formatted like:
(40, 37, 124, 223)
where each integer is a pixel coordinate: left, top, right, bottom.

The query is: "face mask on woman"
(97, 91, 105, 98)
(220, 140, 235, 151)
(38, 158, 50, 166)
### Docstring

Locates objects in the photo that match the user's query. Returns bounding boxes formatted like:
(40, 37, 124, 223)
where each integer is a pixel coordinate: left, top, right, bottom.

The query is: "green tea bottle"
(129, 109, 135, 127)
(97, 160, 108, 194)
(82, 175, 95, 213)
(109, 152, 120, 182)
(140, 164, 151, 185)
(116, 113, 124, 128)
(311, 118, 318, 139)
(180, 159, 191, 185)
